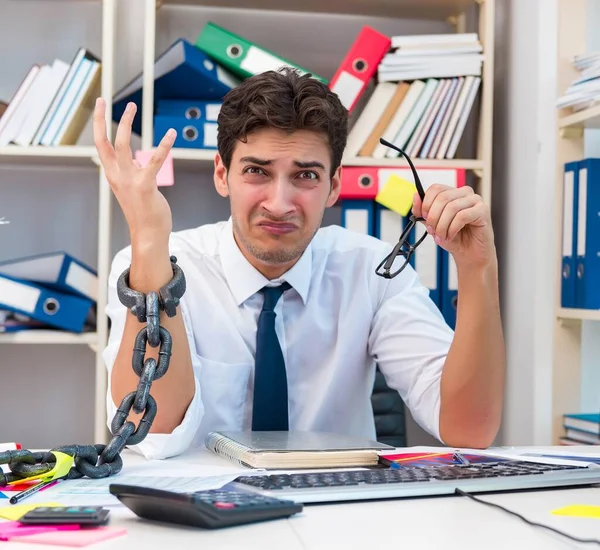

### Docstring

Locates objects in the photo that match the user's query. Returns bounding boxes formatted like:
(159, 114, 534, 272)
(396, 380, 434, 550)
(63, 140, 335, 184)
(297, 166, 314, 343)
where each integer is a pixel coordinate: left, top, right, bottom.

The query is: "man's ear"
(214, 153, 230, 198)
(326, 165, 342, 207)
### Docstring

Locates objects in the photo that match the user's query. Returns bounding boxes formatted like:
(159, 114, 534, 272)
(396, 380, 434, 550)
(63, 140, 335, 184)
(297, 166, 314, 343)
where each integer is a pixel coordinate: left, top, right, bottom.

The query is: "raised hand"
(93, 98, 176, 248)
(412, 184, 496, 269)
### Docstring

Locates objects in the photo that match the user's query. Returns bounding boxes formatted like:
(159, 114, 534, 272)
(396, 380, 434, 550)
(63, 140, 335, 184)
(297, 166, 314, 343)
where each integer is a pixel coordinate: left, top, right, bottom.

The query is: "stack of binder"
(113, 22, 324, 150)
(0, 251, 97, 334)
(561, 159, 600, 310)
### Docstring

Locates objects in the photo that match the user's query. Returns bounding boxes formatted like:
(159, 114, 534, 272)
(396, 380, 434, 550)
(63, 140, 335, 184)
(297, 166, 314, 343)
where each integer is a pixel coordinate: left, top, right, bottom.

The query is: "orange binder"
(329, 26, 391, 113)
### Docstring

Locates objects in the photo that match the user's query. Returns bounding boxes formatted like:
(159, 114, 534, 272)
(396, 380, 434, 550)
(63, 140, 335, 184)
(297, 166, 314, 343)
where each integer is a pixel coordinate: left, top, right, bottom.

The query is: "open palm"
(93, 98, 176, 246)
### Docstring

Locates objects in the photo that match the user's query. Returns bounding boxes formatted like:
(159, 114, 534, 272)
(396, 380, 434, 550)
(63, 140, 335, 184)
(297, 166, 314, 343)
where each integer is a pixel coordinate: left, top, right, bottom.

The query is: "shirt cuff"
(105, 375, 203, 460)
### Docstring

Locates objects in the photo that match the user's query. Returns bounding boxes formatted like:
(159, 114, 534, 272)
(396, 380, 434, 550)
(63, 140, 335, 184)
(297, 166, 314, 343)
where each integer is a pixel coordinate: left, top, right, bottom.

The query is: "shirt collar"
(219, 218, 312, 306)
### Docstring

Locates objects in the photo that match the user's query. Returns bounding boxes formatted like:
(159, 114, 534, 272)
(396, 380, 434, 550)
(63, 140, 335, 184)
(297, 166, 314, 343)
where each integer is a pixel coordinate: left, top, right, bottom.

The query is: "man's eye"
(298, 171, 318, 180)
(244, 166, 265, 175)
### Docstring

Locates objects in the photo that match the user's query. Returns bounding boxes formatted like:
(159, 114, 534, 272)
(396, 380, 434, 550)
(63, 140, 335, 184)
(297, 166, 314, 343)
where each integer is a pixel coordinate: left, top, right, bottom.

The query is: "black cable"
(455, 488, 600, 546)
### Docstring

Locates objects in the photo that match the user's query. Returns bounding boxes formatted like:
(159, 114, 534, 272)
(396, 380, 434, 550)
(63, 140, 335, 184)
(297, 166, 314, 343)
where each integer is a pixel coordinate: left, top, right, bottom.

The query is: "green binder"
(195, 22, 327, 84)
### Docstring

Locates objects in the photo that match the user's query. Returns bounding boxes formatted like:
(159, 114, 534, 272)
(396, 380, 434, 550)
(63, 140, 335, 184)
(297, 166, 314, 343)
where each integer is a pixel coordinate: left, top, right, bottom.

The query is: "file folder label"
(65, 261, 99, 300)
(345, 209, 370, 235)
(377, 208, 403, 246)
(414, 224, 437, 290)
(0, 278, 40, 313)
(330, 72, 363, 111)
(241, 46, 301, 76)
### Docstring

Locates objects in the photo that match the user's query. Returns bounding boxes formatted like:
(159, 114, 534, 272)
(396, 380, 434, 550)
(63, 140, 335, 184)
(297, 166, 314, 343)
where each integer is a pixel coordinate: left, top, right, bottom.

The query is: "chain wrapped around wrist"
(0, 255, 186, 485)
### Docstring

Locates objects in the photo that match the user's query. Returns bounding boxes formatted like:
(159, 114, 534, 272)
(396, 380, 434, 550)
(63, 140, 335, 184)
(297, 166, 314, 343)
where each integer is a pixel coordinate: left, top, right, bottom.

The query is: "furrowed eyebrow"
(239, 156, 272, 165)
(294, 160, 325, 170)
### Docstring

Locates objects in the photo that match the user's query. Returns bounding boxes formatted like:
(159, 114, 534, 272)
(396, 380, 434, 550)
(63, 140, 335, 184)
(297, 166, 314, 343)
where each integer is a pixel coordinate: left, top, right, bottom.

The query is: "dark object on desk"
(231, 457, 600, 504)
(109, 484, 303, 529)
(19, 506, 110, 526)
(371, 368, 406, 447)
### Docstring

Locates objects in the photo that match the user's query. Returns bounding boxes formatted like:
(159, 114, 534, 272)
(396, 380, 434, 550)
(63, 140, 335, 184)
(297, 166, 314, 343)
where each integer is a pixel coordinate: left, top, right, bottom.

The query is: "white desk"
(3, 446, 600, 550)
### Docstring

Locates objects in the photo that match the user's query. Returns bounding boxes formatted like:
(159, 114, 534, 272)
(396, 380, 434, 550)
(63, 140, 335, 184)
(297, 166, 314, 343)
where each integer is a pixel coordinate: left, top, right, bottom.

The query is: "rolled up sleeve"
(101, 247, 205, 460)
(368, 267, 454, 442)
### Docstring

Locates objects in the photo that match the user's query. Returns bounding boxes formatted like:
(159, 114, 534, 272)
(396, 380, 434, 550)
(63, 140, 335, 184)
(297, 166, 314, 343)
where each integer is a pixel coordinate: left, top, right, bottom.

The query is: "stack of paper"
(557, 51, 600, 111)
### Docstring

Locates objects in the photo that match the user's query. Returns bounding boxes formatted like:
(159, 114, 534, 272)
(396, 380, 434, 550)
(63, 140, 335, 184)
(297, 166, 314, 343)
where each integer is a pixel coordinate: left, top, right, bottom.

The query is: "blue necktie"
(252, 282, 291, 431)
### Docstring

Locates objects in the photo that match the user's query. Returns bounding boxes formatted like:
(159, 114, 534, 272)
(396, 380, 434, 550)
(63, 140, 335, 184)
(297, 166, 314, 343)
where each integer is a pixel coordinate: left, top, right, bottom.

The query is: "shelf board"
(0, 330, 98, 345)
(0, 145, 98, 166)
(558, 104, 600, 130)
(342, 157, 485, 170)
(557, 308, 600, 322)
(160, 0, 474, 20)
(171, 149, 484, 171)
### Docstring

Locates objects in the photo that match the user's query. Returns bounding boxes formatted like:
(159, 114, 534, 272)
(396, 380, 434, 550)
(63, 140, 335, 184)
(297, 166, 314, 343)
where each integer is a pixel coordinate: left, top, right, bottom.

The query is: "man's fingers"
(433, 195, 479, 241)
(92, 98, 118, 173)
(146, 129, 177, 179)
(114, 102, 136, 167)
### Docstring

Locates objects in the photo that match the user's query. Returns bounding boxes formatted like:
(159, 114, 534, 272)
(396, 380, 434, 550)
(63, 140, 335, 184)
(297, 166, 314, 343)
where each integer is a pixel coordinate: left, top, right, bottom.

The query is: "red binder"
(329, 26, 391, 113)
(340, 166, 466, 200)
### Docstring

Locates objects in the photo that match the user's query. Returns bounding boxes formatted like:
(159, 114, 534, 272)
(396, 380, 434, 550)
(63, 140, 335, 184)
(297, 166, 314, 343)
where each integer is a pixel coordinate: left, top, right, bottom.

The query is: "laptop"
(224, 453, 600, 504)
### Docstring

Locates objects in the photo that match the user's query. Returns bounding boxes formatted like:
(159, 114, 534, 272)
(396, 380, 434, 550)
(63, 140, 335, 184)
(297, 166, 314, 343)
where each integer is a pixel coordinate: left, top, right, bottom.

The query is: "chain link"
(0, 255, 186, 485)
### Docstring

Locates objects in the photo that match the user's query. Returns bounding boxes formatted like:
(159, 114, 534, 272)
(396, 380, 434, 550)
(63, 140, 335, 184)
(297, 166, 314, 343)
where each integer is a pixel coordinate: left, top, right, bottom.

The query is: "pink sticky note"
(13, 526, 127, 547)
(0, 521, 79, 541)
(135, 150, 174, 187)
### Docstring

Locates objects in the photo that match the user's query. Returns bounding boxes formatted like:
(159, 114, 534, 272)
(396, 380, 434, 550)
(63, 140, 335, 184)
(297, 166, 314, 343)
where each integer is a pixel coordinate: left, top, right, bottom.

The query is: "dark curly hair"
(217, 67, 348, 178)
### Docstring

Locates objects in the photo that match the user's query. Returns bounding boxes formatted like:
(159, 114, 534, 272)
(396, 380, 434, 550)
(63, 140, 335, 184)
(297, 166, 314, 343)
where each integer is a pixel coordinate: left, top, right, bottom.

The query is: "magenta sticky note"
(0, 521, 79, 541)
(135, 149, 174, 187)
(13, 526, 127, 547)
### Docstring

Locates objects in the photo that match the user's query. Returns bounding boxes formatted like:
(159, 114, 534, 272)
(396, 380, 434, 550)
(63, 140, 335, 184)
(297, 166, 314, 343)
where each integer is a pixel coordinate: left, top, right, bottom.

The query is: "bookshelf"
(1, 0, 494, 446)
(552, 0, 600, 444)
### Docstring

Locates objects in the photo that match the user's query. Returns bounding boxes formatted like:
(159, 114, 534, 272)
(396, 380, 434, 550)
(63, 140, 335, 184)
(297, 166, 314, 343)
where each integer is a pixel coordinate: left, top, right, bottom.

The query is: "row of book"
(0, 251, 98, 334)
(0, 48, 101, 148)
(556, 51, 600, 112)
(560, 159, 600, 310)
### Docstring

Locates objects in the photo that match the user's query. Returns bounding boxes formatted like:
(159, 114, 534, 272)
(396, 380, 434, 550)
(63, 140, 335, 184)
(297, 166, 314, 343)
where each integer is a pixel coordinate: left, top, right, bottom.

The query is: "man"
(95, 68, 505, 461)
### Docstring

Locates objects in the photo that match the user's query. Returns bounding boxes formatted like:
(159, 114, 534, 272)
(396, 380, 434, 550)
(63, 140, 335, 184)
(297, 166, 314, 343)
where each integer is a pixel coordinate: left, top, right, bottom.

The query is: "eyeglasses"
(375, 138, 428, 279)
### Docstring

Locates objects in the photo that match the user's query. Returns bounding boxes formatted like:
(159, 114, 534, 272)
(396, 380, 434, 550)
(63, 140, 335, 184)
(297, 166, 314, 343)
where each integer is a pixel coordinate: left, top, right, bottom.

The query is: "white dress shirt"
(102, 218, 454, 460)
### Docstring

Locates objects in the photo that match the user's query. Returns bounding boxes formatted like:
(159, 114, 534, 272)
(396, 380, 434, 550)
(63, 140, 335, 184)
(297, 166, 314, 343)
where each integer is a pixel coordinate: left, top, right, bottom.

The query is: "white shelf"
(558, 104, 600, 130)
(0, 145, 97, 166)
(171, 147, 216, 163)
(557, 308, 600, 322)
(0, 330, 98, 345)
(160, 0, 474, 20)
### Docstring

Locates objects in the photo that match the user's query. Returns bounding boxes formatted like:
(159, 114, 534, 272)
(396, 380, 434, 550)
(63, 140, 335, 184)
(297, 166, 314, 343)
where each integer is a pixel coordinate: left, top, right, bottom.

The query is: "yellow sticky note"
(552, 505, 600, 518)
(375, 174, 417, 217)
(8, 451, 74, 485)
(0, 502, 62, 521)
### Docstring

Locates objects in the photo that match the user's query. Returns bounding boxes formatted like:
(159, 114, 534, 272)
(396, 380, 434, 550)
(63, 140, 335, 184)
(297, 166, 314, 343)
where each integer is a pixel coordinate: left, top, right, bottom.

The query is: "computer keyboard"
(229, 460, 599, 504)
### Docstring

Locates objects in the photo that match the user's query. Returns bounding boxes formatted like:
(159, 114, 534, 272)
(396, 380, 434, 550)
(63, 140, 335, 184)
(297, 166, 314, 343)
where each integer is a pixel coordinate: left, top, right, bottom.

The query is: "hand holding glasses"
(375, 138, 428, 279)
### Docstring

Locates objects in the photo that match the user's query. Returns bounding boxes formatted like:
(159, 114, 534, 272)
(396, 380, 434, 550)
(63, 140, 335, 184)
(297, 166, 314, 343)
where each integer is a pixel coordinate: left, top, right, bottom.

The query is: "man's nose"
(262, 178, 295, 217)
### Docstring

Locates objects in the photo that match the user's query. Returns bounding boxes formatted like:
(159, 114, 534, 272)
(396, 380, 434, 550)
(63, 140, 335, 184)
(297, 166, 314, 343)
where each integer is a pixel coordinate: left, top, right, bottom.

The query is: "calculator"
(19, 506, 110, 526)
(109, 483, 303, 529)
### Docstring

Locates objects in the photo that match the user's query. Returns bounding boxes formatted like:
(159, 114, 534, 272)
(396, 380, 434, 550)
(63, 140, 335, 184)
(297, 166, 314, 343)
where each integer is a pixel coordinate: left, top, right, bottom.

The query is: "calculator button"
(214, 502, 236, 509)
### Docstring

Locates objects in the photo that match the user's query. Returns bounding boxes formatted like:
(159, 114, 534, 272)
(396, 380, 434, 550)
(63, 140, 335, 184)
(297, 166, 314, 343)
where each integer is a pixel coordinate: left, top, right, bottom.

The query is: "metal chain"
(0, 256, 186, 486)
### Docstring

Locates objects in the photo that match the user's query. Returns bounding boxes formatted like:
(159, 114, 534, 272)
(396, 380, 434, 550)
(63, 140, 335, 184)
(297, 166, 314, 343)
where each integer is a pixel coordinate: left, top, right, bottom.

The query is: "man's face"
(214, 127, 341, 278)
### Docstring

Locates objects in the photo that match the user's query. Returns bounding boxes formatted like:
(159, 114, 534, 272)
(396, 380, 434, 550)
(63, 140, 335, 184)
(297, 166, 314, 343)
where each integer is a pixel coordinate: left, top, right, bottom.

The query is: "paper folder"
(340, 200, 375, 236)
(329, 26, 391, 112)
(0, 274, 93, 333)
(113, 39, 239, 135)
(561, 162, 578, 308)
(195, 22, 327, 83)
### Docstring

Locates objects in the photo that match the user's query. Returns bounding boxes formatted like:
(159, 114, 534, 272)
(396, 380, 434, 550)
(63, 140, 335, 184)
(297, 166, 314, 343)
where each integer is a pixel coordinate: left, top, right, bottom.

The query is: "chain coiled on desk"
(0, 256, 186, 486)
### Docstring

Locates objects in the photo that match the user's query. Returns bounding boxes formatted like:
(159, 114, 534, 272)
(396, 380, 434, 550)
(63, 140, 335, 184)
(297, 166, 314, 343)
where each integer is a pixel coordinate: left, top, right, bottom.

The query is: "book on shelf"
(0, 47, 101, 148)
(205, 430, 393, 469)
(557, 51, 600, 112)
(559, 413, 600, 446)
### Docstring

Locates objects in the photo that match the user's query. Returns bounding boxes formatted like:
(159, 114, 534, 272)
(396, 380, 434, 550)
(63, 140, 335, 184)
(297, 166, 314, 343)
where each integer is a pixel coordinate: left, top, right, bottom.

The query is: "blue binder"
(340, 200, 375, 236)
(374, 204, 415, 267)
(113, 39, 240, 135)
(0, 251, 97, 302)
(156, 99, 222, 121)
(0, 274, 94, 332)
(575, 158, 600, 309)
(561, 162, 578, 308)
(153, 115, 218, 149)
(439, 249, 458, 329)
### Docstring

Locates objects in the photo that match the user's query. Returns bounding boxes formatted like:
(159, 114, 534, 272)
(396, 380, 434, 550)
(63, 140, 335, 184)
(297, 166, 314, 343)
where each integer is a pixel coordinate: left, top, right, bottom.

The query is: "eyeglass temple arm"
(378, 137, 426, 203)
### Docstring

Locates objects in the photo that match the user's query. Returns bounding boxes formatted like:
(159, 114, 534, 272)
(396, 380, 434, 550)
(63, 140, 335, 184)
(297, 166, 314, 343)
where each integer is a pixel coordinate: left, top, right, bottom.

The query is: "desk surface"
(3, 446, 600, 550)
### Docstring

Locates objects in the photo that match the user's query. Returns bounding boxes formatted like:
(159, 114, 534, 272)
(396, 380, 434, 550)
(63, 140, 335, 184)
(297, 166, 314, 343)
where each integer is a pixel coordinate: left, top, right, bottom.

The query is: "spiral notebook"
(204, 431, 393, 469)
